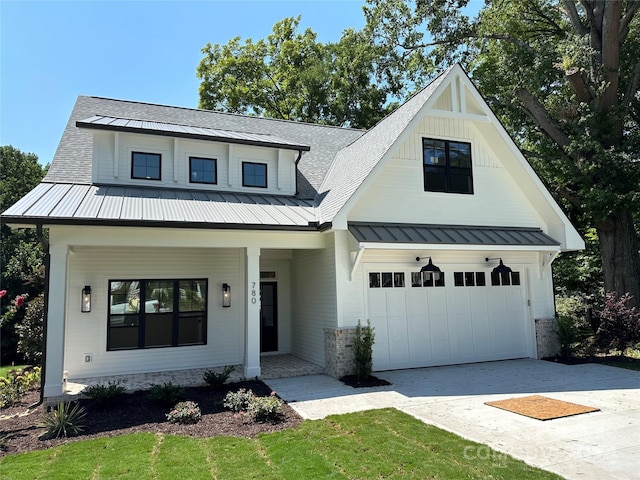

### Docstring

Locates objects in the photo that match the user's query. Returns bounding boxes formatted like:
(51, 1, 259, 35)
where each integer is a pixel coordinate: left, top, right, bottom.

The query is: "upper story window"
(423, 139, 473, 194)
(189, 157, 217, 184)
(132, 152, 161, 180)
(242, 162, 267, 188)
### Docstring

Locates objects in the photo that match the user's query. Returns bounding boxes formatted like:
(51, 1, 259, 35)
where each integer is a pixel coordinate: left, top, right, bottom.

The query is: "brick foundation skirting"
(535, 318, 560, 359)
(324, 327, 358, 378)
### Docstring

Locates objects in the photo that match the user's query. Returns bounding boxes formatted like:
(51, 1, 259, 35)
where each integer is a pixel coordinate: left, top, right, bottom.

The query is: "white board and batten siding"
(336, 248, 553, 371)
(65, 246, 244, 378)
(92, 131, 297, 195)
(348, 116, 546, 230)
(290, 233, 339, 366)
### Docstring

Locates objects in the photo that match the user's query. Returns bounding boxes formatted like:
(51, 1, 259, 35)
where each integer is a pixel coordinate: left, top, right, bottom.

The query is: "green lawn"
(1, 408, 561, 479)
(0, 365, 28, 377)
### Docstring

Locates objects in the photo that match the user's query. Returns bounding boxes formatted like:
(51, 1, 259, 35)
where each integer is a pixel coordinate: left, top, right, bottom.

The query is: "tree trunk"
(596, 209, 640, 307)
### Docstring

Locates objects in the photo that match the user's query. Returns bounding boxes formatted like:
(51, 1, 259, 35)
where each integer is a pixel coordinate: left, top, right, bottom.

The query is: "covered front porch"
(64, 354, 324, 398)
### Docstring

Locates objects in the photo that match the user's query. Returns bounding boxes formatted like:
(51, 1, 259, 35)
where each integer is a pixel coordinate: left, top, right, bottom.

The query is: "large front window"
(108, 279, 207, 350)
(423, 138, 473, 194)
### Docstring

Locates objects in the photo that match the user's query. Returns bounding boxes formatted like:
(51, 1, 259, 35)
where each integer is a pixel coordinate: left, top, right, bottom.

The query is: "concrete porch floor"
(64, 354, 324, 398)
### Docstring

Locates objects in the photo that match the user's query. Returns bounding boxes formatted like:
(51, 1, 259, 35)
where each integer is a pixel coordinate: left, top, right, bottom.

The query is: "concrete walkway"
(265, 359, 640, 480)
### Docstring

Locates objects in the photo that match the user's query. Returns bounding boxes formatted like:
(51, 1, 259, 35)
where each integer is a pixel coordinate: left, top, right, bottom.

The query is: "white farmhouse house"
(2, 65, 583, 401)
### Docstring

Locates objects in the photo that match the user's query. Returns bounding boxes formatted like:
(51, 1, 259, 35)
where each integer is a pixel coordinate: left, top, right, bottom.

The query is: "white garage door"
(366, 268, 531, 371)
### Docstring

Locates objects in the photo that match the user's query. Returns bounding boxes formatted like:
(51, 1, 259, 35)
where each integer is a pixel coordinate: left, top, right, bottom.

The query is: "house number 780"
(251, 282, 257, 304)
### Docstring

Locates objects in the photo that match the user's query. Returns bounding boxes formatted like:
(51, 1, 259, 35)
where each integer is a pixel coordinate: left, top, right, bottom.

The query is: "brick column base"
(535, 318, 560, 359)
(324, 327, 357, 378)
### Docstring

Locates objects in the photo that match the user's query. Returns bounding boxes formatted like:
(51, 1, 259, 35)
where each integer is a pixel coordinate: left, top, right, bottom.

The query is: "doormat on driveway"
(485, 395, 600, 420)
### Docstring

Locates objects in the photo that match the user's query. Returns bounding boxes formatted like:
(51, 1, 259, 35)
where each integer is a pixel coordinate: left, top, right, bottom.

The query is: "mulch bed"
(0, 380, 303, 457)
(339, 375, 391, 388)
(485, 395, 600, 420)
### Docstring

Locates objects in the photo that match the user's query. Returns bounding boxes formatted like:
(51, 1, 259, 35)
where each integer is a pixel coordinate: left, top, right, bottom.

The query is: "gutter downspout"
(29, 224, 49, 409)
(294, 149, 303, 196)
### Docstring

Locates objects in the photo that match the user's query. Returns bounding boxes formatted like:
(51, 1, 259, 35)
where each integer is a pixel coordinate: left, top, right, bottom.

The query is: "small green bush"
(0, 366, 41, 408)
(223, 388, 255, 413)
(353, 320, 375, 381)
(557, 316, 580, 360)
(247, 392, 283, 422)
(203, 365, 234, 389)
(148, 382, 185, 406)
(39, 402, 86, 440)
(166, 401, 201, 424)
(83, 380, 127, 406)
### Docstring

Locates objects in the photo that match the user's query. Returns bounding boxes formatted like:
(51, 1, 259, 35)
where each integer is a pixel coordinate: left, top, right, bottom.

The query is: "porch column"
(244, 247, 261, 378)
(44, 245, 68, 398)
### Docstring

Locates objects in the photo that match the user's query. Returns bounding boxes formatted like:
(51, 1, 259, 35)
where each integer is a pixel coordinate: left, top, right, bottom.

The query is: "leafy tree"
(364, 0, 640, 305)
(197, 16, 395, 128)
(0, 145, 47, 364)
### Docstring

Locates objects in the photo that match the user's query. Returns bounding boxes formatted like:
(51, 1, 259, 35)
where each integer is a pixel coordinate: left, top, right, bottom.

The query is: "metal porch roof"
(2, 183, 318, 230)
(348, 222, 560, 246)
(77, 116, 311, 151)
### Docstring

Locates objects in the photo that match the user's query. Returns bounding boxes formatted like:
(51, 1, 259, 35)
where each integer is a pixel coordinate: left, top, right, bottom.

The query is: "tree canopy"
(364, 0, 640, 304)
(197, 16, 396, 128)
(1, 145, 47, 364)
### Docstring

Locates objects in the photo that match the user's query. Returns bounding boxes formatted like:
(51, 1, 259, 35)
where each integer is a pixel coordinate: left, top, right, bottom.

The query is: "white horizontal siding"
(64, 246, 243, 379)
(291, 235, 338, 366)
(348, 116, 542, 228)
(93, 132, 297, 195)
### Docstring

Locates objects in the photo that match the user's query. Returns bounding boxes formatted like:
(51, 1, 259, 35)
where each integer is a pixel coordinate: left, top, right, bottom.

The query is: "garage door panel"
(471, 312, 492, 356)
(366, 265, 530, 371)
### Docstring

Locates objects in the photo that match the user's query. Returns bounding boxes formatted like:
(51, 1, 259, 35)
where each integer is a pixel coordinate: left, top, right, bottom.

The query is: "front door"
(260, 282, 278, 352)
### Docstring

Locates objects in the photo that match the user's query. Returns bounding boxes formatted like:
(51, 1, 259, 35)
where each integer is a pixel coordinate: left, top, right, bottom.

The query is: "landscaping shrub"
(148, 382, 185, 406)
(203, 365, 234, 389)
(166, 400, 201, 424)
(353, 319, 375, 381)
(15, 294, 44, 363)
(39, 402, 86, 440)
(556, 316, 580, 360)
(83, 380, 127, 406)
(0, 366, 41, 408)
(596, 292, 640, 353)
(247, 392, 283, 422)
(223, 388, 255, 413)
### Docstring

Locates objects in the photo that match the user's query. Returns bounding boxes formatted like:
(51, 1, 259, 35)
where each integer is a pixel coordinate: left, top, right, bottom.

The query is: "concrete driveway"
(265, 359, 640, 480)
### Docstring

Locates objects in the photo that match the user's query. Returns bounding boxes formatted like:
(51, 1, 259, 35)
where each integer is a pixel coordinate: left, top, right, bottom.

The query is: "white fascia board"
(49, 225, 327, 249)
(358, 242, 561, 253)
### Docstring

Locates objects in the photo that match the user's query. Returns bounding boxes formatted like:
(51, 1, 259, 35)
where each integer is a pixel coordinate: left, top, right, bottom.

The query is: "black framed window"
(132, 152, 161, 180)
(189, 157, 217, 184)
(411, 271, 445, 287)
(423, 138, 473, 194)
(108, 279, 207, 350)
(242, 162, 267, 188)
(491, 271, 521, 286)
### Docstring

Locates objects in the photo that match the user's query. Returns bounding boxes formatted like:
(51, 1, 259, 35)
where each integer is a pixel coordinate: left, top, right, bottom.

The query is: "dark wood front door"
(260, 282, 278, 352)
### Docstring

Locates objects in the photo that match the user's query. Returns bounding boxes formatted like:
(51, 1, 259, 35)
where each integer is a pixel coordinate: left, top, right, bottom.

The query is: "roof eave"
(76, 121, 311, 152)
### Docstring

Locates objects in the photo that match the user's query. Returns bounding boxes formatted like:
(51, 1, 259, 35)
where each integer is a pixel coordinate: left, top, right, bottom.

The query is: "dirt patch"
(0, 380, 303, 457)
(485, 395, 600, 420)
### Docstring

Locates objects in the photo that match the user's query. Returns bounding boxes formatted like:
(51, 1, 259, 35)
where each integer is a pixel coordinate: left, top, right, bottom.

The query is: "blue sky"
(1, 0, 368, 165)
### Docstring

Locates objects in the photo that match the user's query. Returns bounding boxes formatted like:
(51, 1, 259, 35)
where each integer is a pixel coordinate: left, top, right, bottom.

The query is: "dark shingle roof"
(45, 96, 364, 199)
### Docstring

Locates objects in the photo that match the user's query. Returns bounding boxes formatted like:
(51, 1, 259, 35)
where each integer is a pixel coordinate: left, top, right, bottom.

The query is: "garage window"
(454, 272, 486, 287)
(411, 271, 445, 287)
(491, 271, 521, 286)
(370, 272, 405, 288)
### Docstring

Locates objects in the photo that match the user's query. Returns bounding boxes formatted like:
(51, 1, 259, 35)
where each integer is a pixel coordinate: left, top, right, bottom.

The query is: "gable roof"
(317, 66, 453, 224)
